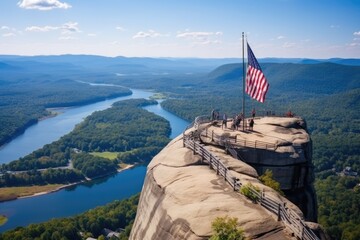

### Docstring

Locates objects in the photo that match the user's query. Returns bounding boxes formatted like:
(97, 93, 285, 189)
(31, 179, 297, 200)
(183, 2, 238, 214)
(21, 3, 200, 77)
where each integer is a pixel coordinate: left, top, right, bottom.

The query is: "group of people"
(211, 109, 255, 131)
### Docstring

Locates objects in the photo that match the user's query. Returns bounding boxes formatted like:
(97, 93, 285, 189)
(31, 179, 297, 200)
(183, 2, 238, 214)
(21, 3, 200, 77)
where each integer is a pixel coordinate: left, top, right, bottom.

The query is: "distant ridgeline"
(207, 62, 360, 95)
(0, 99, 170, 189)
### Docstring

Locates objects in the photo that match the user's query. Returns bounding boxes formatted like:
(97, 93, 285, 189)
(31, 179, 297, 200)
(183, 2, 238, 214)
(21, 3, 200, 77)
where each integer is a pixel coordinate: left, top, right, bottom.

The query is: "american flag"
(245, 43, 269, 103)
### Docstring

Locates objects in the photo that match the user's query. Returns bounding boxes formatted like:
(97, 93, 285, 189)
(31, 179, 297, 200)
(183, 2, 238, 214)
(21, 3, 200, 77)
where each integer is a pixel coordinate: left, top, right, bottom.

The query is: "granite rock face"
(200, 117, 318, 221)
(129, 119, 317, 240)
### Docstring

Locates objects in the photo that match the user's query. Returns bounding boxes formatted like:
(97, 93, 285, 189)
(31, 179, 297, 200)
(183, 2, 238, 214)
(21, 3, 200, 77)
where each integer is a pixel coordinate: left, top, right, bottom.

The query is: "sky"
(0, 0, 359, 58)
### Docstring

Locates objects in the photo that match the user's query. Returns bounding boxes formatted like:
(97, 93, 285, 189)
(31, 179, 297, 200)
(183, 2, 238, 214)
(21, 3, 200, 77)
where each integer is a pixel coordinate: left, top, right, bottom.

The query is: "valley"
(0, 55, 359, 239)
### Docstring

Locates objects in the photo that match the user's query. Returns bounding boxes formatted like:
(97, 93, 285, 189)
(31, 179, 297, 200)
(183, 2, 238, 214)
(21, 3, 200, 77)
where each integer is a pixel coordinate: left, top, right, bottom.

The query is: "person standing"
(252, 108, 256, 118)
(249, 118, 254, 131)
(222, 113, 227, 129)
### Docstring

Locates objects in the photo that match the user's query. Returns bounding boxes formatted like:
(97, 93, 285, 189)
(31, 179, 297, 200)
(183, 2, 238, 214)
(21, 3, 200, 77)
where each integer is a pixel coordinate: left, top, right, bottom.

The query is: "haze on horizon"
(0, 0, 359, 59)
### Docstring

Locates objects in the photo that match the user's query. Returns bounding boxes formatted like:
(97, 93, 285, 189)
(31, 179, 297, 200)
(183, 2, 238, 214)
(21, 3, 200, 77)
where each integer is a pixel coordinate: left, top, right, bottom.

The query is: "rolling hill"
(208, 62, 360, 95)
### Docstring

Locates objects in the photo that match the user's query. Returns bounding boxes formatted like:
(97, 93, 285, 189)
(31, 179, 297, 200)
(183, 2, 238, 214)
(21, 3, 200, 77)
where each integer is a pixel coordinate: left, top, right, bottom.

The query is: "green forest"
(0, 80, 131, 146)
(0, 194, 139, 240)
(0, 56, 359, 239)
(0, 99, 170, 188)
(161, 92, 359, 240)
(108, 61, 359, 239)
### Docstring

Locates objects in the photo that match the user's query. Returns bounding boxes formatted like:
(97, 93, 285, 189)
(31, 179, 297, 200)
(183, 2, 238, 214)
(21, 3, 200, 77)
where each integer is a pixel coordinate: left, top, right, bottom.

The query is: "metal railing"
(201, 127, 277, 150)
(182, 125, 319, 240)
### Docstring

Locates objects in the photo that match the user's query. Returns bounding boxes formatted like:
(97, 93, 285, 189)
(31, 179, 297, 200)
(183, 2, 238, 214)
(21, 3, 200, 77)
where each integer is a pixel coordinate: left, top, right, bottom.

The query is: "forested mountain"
(208, 62, 360, 95)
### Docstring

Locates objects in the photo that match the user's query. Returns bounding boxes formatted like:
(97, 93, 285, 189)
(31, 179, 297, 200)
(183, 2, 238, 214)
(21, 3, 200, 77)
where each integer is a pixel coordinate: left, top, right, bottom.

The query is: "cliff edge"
(130, 117, 324, 240)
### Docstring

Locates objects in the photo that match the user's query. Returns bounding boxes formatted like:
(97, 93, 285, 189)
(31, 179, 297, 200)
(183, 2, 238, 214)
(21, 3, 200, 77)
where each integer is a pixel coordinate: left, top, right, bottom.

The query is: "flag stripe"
(245, 43, 269, 103)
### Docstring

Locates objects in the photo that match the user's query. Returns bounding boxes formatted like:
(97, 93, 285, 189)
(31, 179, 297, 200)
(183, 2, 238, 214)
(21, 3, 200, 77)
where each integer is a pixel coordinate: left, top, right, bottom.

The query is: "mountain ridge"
(208, 62, 360, 95)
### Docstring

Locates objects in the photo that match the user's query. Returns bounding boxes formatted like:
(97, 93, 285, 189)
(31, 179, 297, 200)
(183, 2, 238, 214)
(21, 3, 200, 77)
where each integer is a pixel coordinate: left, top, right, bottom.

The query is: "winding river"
(0, 88, 189, 232)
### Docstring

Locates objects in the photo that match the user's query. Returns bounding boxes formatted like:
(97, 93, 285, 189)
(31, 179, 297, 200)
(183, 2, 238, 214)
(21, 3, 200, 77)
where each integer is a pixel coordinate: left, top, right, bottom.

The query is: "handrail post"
(301, 225, 305, 240)
(201, 147, 204, 164)
(183, 132, 185, 147)
(182, 116, 320, 240)
(277, 203, 281, 221)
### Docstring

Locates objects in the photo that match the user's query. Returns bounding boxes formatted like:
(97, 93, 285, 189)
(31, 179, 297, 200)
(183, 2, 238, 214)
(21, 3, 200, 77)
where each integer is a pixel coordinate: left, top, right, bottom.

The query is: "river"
(0, 88, 189, 232)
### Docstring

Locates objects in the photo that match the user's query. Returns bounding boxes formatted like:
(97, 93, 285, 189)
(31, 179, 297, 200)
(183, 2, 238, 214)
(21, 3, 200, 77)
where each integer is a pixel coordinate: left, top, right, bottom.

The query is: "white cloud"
(277, 35, 285, 40)
(354, 31, 360, 36)
(87, 33, 97, 37)
(283, 42, 296, 48)
(349, 42, 360, 47)
(25, 22, 80, 35)
(177, 31, 222, 39)
(132, 30, 169, 39)
(59, 35, 76, 40)
(18, 0, 71, 11)
(61, 22, 80, 34)
(194, 40, 221, 45)
(2, 32, 15, 37)
(1, 26, 21, 37)
(26, 25, 58, 32)
(116, 26, 126, 32)
(176, 30, 223, 45)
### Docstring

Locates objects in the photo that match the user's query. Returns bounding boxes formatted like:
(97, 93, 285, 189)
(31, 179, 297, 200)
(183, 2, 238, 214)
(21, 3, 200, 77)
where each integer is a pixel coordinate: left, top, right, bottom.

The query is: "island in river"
(0, 99, 171, 201)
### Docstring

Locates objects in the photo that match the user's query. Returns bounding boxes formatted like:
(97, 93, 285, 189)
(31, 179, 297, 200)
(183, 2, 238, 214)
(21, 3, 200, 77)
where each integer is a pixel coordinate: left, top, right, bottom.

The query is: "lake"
(0, 88, 189, 232)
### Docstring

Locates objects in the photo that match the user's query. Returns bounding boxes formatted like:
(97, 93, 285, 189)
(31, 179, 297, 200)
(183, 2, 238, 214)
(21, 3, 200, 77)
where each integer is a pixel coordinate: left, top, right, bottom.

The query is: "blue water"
(144, 100, 189, 139)
(0, 89, 152, 164)
(0, 87, 189, 232)
(0, 166, 146, 232)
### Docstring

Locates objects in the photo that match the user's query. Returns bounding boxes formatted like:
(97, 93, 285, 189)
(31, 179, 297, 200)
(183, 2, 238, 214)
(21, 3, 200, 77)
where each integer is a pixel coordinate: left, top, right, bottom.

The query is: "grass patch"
(0, 215, 8, 226)
(90, 151, 120, 160)
(149, 92, 167, 100)
(118, 163, 132, 169)
(0, 184, 63, 202)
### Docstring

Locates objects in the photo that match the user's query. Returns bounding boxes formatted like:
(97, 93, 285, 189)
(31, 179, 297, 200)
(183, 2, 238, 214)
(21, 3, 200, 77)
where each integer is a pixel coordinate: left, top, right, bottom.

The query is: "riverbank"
(0, 90, 132, 151)
(0, 184, 64, 202)
(0, 164, 135, 203)
(37, 107, 67, 122)
(0, 215, 7, 227)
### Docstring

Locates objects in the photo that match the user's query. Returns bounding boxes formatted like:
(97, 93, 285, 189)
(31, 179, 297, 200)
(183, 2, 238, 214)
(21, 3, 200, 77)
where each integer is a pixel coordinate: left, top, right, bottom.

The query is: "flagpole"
(242, 32, 245, 131)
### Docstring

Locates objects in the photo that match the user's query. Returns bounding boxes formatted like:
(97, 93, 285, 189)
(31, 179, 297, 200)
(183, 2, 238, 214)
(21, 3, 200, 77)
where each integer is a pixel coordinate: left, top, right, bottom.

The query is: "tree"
(240, 183, 260, 203)
(259, 169, 284, 196)
(210, 216, 245, 240)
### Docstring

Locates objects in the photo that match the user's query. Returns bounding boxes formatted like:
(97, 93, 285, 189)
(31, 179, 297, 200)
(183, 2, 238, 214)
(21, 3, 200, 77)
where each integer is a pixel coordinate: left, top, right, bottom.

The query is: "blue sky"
(0, 0, 359, 58)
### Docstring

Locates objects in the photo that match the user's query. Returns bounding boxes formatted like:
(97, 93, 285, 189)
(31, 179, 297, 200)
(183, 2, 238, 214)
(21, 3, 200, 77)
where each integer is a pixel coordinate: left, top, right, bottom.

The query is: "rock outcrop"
(130, 116, 320, 240)
(200, 117, 317, 221)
